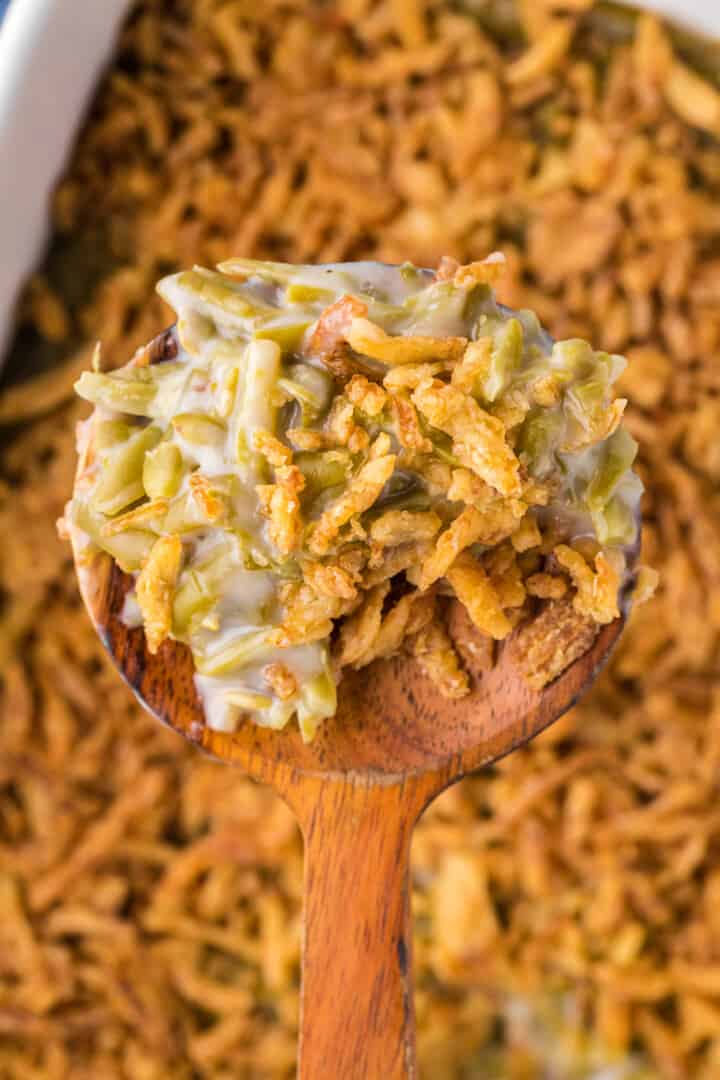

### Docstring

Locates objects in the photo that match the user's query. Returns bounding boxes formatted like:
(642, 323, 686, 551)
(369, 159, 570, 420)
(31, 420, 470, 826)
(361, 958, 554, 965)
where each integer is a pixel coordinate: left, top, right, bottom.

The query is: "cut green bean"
(217, 258, 357, 298)
(91, 424, 162, 516)
(76, 365, 189, 421)
(296, 450, 353, 495)
(217, 257, 300, 284)
(172, 570, 214, 635)
(549, 339, 596, 382)
(172, 412, 227, 446)
(591, 495, 637, 547)
(224, 688, 273, 710)
(102, 530, 157, 573)
(278, 362, 333, 424)
(517, 410, 561, 476)
(296, 666, 337, 743)
(263, 699, 296, 730)
(231, 339, 281, 474)
(256, 319, 312, 352)
(178, 312, 216, 357)
(425, 429, 459, 467)
(71, 499, 155, 572)
(95, 419, 136, 450)
(162, 492, 215, 534)
(172, 544, 236, 633)
(76, 371, 157, 416)
(585, 428, 638, 512)
(482, 317, 523, 402)
(401, 280, 469, 335)
(159, 268, 276, 326)
(143, 442, 184, 499)
(286, 283, 334, 304)
(195, 629, 274, 676)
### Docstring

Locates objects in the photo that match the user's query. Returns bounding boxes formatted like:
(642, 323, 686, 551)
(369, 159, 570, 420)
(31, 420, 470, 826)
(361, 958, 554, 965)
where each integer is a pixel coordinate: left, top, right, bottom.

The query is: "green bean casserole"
(66, 254, 648, 740)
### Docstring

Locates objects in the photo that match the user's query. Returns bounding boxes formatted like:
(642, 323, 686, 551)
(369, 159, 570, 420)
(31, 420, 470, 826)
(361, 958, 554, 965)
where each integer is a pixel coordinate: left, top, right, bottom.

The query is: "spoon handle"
(296, 777, 424, 1079)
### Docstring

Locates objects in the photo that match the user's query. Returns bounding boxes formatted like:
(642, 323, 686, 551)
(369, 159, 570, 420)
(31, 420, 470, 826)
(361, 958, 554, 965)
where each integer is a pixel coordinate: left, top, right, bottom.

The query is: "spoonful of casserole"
(64, 253, 650, 1078)
(68, 254, 642, 739)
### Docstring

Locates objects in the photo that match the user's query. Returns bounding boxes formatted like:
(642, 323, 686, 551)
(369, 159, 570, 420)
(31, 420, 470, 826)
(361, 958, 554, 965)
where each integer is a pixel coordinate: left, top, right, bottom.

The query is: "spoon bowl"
(78, 541, 628, 785)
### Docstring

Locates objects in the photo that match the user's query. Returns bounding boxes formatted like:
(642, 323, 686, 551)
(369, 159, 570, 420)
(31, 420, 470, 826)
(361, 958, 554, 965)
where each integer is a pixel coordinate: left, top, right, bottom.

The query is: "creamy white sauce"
(215, 567, 277, 624)
(120, 591, 143, 629)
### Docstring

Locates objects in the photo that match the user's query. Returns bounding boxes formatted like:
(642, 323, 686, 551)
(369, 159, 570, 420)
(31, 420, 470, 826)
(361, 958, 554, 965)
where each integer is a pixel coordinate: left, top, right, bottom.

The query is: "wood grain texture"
(297, 777, 428, 1079)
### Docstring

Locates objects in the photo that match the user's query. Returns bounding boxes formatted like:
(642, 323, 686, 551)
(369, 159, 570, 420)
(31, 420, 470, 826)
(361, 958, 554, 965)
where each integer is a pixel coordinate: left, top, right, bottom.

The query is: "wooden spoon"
(72, 330, 636, 1079)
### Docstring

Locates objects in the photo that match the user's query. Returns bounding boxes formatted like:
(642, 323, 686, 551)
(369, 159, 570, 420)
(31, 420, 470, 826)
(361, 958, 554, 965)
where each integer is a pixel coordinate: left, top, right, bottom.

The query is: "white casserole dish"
(0, 0, 132, 360)
(0, 0, 718, 363)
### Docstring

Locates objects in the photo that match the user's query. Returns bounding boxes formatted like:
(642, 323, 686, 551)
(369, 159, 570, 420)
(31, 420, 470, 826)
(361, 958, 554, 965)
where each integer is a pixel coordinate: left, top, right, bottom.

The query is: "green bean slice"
(482, 317, 523, 403)
(172, 412, 227, 446)
(585, 428, 638, 512)
(195, 629, 274, 676)
(143, 442, 184, 500)
(91, 424, 163, 516)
